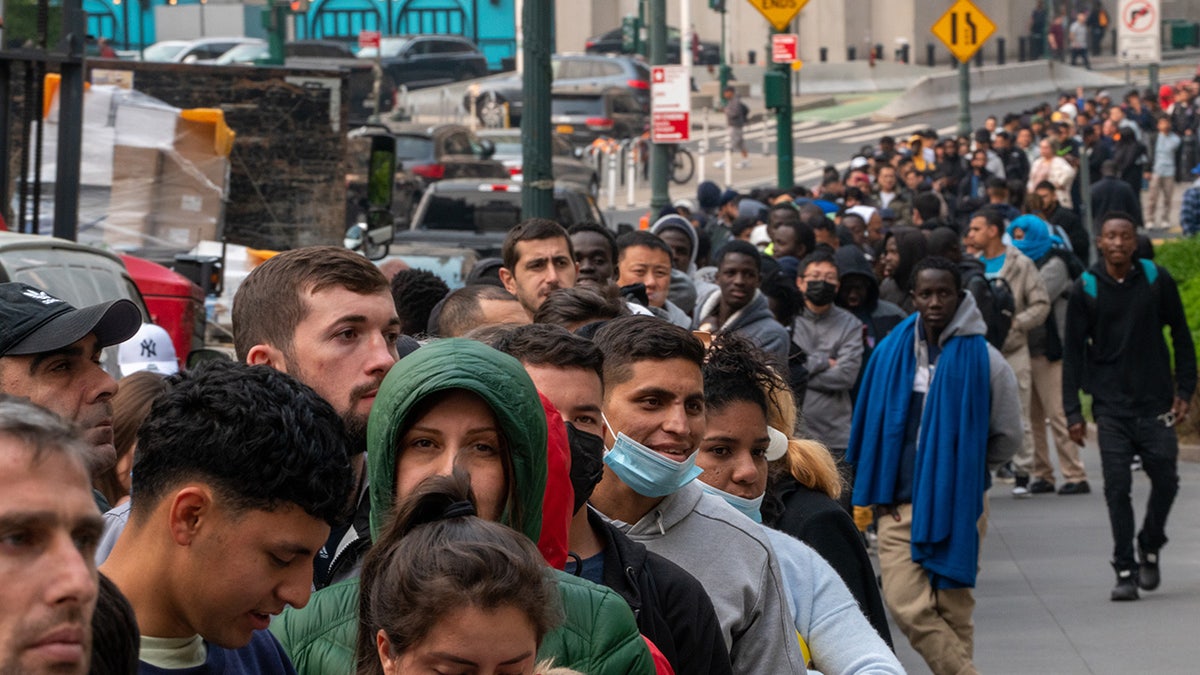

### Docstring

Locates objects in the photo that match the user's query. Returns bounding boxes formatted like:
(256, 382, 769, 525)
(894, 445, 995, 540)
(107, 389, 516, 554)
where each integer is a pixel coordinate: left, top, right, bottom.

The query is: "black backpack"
(962, 268, 1015, 350)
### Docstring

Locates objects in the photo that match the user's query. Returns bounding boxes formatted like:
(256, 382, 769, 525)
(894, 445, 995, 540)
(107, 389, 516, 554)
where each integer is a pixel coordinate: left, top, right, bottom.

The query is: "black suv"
(358, 35, 489, 90)
(464, 54, 651, 128)
(585, 26, 720, 65)
(550, 87, 647, 147)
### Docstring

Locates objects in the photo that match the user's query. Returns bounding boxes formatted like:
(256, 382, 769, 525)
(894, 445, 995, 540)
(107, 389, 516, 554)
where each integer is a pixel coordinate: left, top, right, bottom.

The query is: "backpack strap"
(1081, 270, 1097, 298)
(1140, 258, 1158, 285)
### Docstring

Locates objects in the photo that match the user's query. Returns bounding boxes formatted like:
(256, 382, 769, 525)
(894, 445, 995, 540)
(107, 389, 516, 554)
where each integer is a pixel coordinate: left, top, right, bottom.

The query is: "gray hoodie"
(651, 215, 718, 315)
(692, 287, 790, 372)
(607, 481, 808, 675)
(917, 292, 1023, 471)
(792, 304, 864, 449)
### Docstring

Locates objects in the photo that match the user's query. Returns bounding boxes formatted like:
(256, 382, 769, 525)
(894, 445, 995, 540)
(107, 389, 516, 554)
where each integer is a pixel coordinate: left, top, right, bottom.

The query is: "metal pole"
(957, 61, 971, 137)
(608, 149, 617, 211)
(521, 0, 553, 218)
(54, 0, 86, 241)
(697, 107, 707, 185)
(772, 26, 793, 190)
(681, 0, 692, 71)
(626, 142, 637, 208)
(717, 8, 729, 110)
(648, 0, 669, 213)
(1149, 63, 1160, 99)
(761, 116, 769, 157)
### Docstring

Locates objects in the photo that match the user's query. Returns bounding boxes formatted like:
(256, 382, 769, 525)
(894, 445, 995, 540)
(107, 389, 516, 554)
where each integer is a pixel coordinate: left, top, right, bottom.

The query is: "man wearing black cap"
(0, 282, 141, 511)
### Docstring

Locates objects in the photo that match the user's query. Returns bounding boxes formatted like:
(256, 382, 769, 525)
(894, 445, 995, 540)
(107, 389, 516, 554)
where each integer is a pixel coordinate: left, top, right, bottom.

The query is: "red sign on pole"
(771, 34, 799, 63)
(358, 31, 381, 50)
(651, 65, 691, 143)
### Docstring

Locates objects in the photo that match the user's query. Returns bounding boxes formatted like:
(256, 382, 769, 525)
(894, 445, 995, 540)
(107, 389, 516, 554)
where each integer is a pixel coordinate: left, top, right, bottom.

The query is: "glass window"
(442, 133, 474, 156)
(394, 135, 434, 162)
(551, 97, 605, 116)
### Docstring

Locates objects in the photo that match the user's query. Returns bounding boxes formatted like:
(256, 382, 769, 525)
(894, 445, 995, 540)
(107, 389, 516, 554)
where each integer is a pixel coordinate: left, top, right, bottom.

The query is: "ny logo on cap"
(22, 288, 62, 305)
(140, 339, 158, 359)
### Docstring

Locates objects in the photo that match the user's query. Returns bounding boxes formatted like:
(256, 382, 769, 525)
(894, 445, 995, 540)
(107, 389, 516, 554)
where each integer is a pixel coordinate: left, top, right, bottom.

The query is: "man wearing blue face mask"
(792, 249, 864, 511)
(589, 316, 808, 675)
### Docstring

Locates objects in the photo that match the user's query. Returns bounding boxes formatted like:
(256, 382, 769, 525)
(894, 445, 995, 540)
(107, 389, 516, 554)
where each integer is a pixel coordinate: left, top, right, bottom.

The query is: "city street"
(886, 432, 1200, 673)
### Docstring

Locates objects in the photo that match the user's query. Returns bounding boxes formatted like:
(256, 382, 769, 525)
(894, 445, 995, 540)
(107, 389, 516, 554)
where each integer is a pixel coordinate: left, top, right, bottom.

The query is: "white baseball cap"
(118, 323, 179, 377)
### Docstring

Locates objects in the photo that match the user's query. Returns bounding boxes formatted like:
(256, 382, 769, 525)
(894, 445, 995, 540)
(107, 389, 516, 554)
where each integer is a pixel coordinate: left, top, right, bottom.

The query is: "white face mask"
(700, 482, 765, 523)
(601, 415, 701, 498)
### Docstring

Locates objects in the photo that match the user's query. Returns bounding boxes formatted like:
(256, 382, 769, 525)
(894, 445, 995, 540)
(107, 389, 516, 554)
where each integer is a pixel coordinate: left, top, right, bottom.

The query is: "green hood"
(367, 338, 547, 543)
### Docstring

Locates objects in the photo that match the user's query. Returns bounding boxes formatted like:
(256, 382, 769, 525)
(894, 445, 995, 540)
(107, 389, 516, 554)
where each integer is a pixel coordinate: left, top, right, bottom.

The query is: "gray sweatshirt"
(692, 287, 791, 372)
(607, 481, 808, 674)
(792, 305, 864, 448)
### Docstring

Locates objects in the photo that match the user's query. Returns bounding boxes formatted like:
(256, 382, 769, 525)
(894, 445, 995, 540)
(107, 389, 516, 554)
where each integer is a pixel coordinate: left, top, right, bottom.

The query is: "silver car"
(475, 129, 600, 197)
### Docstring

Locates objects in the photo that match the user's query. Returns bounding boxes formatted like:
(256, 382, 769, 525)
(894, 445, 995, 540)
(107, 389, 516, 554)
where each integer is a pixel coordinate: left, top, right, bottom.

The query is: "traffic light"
(290, 0, 309, 13)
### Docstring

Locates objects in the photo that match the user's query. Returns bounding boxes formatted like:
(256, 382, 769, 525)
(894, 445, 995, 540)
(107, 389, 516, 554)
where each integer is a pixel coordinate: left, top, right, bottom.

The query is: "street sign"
(746, 0, 809, 32)
(771, 34, 799, 64)
(358, 30, 381, 50)
(931, 0, 996, 64)
(650, 65, 690, 143)
(1117, 0, 1160, 64)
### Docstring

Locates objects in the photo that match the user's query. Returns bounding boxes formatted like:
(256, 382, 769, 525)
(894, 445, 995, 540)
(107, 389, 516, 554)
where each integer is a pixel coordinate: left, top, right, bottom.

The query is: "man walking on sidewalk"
(715, 86, 749, 170)
(1063, 213, 1196, 602)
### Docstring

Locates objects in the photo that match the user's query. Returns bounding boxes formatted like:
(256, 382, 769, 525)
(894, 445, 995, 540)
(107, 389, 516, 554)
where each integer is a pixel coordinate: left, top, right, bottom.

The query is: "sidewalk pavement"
(887, 433, 1200, 674)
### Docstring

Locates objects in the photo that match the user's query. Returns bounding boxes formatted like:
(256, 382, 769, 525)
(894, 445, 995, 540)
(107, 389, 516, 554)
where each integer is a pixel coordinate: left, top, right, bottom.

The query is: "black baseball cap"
(0, 282, 141, 357)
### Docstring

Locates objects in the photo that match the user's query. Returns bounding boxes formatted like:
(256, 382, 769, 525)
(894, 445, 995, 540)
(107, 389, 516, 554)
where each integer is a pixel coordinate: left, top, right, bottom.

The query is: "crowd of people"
(2, 79, 1198, 675)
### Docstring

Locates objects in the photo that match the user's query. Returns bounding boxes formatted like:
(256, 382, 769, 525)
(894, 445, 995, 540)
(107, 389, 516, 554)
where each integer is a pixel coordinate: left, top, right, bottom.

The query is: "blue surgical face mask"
(601, 417, 702, 498)
(700, 482, 765, 523)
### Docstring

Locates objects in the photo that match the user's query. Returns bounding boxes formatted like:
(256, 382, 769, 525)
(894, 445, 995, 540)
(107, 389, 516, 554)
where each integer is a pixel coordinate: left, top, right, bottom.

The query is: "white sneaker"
(736, 160, 750, 169)
(713, 159, 726, 168)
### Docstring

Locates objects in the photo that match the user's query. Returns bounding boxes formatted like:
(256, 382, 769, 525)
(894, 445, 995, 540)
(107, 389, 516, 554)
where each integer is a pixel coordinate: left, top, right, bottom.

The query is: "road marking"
(834, 123, 927, 145)
(797, 121, 894, 144)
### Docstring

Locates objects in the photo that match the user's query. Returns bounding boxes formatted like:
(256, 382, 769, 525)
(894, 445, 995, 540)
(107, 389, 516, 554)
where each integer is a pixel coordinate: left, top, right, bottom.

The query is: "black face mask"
(566, 423, 606, 514)
(805, 280, 837, 307)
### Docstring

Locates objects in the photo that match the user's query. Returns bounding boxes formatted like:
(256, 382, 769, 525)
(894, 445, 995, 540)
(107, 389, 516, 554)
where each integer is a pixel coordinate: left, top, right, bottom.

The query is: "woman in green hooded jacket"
(270, 339, 653, 675)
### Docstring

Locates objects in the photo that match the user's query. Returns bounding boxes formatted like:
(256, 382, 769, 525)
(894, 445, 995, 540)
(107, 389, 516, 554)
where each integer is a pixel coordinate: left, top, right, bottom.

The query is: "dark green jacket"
(270, 339, 652, 675)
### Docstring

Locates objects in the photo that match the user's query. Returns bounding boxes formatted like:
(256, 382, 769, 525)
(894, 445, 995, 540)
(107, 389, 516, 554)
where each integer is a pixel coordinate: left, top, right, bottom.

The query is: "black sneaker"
(1029, 479, 1056, 494)
(1138, 548, 1160, 591)
(1111, 569, 1140, 601)
(1012, 474, 1032, 498)
(1058, 481, 1091, 495)
(995, 461, 1016, 484)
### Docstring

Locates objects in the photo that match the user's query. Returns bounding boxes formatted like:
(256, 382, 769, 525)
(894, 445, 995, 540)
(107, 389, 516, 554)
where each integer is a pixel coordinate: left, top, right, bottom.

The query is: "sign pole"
(772, 26, 794, 189)
(957, 61, 970, 136)
(649, 0, 670, 213)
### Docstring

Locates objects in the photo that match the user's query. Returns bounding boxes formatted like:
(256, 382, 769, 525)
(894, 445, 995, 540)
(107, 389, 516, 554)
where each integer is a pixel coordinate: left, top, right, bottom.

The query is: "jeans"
(1096, 415, 1180, 571)
(1070, 47, 1091, 70)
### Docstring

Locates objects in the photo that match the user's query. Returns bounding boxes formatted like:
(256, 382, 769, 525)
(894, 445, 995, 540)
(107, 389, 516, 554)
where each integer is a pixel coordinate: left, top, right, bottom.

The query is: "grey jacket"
(1028, 254, 1070, 357)
(792, 305, 864, 448)
(994, 244, 1051, 355)
(651, 300, 693, 329)
(608, 482, 808, 675)
(917, 292, 1024, 471)
(692, 287, 790, 371)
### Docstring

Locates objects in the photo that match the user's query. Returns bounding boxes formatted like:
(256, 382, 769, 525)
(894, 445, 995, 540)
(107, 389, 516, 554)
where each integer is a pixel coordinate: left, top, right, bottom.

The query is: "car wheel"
(476, 94, 508, 128)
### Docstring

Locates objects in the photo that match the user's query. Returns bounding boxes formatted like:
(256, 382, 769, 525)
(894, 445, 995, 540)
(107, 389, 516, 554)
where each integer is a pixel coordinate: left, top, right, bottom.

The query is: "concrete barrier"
(871, 61, 1120, 122)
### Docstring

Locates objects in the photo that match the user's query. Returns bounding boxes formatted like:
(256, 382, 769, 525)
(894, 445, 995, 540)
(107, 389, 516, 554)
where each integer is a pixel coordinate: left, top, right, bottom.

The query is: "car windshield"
(420, 190, 524, 232)
(552, 97, 605, 116)
(394, 135, 434, 161)
(216, 43, 268, 64)
(143, 42, 187, 62)
(358, 37, 410, 59)
(481, 135, 522, 155)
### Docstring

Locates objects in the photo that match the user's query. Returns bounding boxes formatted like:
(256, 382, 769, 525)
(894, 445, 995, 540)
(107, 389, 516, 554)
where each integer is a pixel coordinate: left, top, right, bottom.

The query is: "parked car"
(464, 53, 650, 128)
(357, 35, 489, 91)
(585, 26, 720, 65)
(394, 179, 606, 257)
(142, 37, 263, 64)
(345, 123, 507, 229)
(475, 129, 600, 196)
(550, 87, 647, 147)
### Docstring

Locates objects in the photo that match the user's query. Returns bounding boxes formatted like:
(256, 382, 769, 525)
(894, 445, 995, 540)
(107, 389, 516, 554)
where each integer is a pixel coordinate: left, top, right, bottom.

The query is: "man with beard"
(499, 218, 580, 316)
(0, 282, 141, 512)
(234, 246, 402, 588)
(0, 398, 103, 675)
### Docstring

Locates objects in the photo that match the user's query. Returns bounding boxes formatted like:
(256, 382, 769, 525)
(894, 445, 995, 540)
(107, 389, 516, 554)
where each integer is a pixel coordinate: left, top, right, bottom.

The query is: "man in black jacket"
(1063, 213, 1196, 602)
(1036, 180, 1091, 257)
(1089, 161, 1143, 235)
(490, 323, 733, 675)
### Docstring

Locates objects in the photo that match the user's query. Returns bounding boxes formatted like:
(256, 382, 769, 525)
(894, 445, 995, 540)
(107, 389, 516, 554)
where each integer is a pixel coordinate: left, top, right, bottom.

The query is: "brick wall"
(85, 60, 350, 250)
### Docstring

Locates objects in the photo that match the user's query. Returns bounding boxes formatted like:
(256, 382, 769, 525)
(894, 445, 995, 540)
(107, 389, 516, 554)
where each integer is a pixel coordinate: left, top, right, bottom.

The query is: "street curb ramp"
(870, 61, 1121, 122)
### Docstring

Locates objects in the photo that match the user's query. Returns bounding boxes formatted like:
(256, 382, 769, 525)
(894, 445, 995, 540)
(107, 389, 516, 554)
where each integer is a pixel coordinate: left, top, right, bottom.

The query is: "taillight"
(508, 166, 523, 176)
(585, 40, 596, 49)
(411, 164, 445, 180)
(478, 183, 520, 192)
(627, 79, 650, 90)
(586, 117, 614, 130)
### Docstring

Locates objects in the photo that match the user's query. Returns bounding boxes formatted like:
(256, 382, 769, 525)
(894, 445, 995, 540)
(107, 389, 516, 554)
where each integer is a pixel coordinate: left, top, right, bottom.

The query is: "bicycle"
(634, 131, 695, 185)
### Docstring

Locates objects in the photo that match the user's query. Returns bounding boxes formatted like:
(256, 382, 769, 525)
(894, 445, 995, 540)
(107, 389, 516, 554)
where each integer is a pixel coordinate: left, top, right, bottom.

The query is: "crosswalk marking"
(796, 121, 894, 144)
(834, 123, 928, 146)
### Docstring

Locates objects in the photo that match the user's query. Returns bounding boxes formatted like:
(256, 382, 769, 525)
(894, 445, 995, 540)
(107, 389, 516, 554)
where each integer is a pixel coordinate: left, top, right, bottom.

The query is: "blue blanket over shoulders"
(845, 312, 990, 589)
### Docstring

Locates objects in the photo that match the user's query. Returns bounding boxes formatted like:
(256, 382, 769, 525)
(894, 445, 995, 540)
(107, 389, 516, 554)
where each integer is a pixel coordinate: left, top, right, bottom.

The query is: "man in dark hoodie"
(1063, 213, 1196, 602)
(835, 246, 907, 358)
(692, 241, 790, 370)
(878, 226, 928, 315)
(651, 214, 717, 316)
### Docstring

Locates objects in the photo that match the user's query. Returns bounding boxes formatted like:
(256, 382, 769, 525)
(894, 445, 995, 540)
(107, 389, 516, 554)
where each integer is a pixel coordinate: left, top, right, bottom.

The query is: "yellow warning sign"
(931, 0, 996, 64)
(745, 0, 810, 32)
